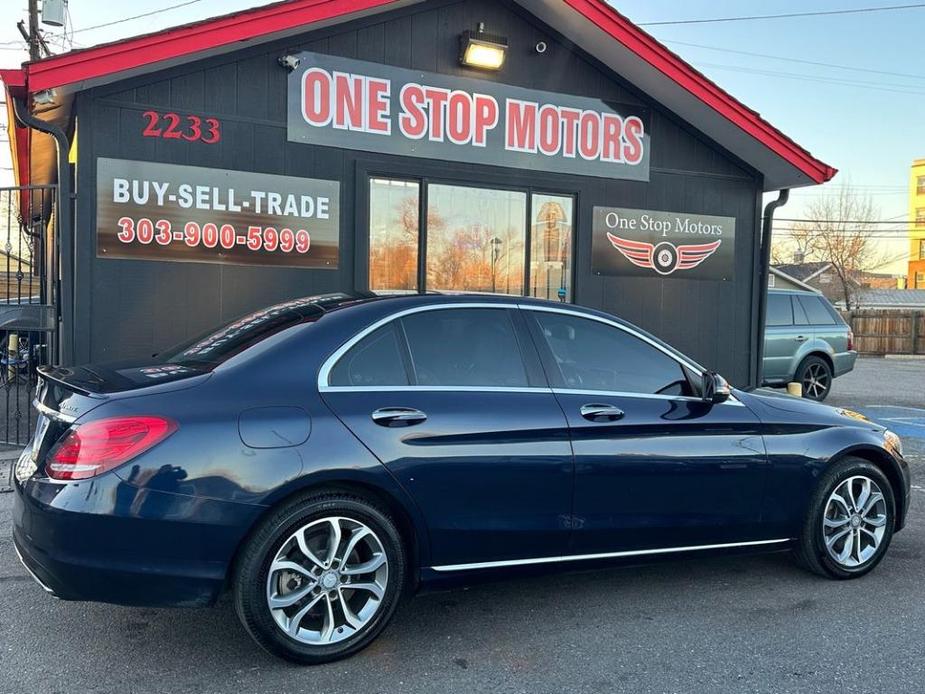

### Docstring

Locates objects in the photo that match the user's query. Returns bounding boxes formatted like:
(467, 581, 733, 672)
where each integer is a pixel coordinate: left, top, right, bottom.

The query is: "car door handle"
(794, 335, 808, 342)
(371, 407, 427, 427)
(579, 403, 625, 422)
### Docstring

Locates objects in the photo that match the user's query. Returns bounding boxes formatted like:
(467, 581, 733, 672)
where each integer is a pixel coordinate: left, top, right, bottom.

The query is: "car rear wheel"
(794, 457, 895, 579)
(796, 355, 833, 401)
(233, 491, 407, 664)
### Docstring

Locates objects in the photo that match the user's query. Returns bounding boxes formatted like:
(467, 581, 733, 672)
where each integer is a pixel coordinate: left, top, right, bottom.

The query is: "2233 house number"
(142, 111, 221, 144)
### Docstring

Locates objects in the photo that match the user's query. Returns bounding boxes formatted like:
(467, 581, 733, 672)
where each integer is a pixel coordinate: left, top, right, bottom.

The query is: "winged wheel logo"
(606, 233, 721, 276)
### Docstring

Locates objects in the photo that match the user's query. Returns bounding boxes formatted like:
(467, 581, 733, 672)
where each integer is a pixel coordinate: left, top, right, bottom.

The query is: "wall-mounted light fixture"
(459, 23, 508, 70)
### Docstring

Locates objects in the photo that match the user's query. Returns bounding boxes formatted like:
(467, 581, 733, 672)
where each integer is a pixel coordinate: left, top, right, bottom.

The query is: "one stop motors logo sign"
(591, 206, 736, 282)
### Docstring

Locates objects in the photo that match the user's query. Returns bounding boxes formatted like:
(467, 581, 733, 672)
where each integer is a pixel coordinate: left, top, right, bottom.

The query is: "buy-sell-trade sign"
(96, 158, 340, 269)
(591, 206, 736, 281)
(287, 52, 651, 182)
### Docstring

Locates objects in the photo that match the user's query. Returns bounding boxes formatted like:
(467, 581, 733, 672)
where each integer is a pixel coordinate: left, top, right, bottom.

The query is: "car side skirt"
(429, 538, 792, 572)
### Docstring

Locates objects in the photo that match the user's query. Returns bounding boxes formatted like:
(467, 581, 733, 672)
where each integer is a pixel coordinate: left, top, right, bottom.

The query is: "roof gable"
(2, 0, 835, 190)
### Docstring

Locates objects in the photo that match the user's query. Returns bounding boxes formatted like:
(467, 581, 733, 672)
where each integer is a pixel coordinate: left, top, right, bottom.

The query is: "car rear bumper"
(12, 469, 265, 607)
(833, 350, 858, 378)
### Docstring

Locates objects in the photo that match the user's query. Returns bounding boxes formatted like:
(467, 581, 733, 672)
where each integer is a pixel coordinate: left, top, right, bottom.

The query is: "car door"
(763, 293, 799, 384)
(523, 307, 768, 555)
(319, 305, 574, 569)
(796, 293, 846, 357)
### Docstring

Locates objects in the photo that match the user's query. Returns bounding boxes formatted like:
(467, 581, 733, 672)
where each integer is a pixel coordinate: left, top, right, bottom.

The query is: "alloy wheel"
(266, 516, 388, 645)
(822, 476, 888, 568)
(801, 362, 830, 399)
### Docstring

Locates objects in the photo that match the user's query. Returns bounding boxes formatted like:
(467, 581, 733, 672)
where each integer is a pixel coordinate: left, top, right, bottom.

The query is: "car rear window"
(797, 296, 837, 325)
(157, 296, 331, 368)
(766, 294, 793, 326)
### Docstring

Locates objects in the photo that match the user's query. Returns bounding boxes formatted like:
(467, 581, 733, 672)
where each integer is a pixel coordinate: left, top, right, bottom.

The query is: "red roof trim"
(24, 0, 400, 93)
(8, 0, 835, 186)
(563, 0, 836, 184)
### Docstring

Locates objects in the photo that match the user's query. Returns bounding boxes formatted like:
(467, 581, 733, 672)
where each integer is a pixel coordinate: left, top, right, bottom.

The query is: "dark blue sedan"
(12, 293, 910, 663)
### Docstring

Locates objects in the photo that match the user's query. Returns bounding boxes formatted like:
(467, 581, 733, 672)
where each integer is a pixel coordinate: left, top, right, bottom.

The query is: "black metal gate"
(0, 184, 58, 446)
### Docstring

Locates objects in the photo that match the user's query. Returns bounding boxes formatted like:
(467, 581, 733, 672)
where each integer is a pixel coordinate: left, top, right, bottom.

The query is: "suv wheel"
(233, 491, 407, 664)
(796, 355, 832, 401)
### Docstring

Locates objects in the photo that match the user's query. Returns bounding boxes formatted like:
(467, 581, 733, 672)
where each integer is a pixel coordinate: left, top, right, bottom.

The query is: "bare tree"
(777, 185, 885, 309)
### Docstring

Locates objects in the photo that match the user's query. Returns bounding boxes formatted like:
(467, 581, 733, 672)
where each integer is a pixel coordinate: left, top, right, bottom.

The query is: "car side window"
(328, 324, 410, 387)
(798, 296, 836, 325)
(531, 312, 693, 396)
(401, 308, 529, 387)
(766, 294, 793, 326)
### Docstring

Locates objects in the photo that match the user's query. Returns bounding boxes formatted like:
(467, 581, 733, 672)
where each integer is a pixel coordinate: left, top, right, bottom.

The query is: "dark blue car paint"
(12, 294, 911, 608)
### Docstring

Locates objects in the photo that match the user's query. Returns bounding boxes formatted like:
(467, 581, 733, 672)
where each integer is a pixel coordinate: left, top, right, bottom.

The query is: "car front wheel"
(794, 458, 895, 579)
(233, 491, 407, 664)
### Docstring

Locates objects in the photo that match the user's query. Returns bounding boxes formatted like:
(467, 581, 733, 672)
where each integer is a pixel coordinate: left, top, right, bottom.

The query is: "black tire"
(796, 354, 833, 401)
(233, 491, 407, 664)
(794, 457, 895, 579)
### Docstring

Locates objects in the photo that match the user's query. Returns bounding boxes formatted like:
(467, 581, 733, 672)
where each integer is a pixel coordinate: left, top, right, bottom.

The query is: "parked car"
(13, 293, 908, 664)
(763, 288, 857, 400)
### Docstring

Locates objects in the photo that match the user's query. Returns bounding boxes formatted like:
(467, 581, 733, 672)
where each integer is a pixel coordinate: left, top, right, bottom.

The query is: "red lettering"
(578, 111, 602, 161)
(473, 94, 498, 147)
(622, 116, 645, 165)
(302, 68, 332, 127)
(601, 113, 623, 163)
(506, 99, 537, 153)
(447, 91, 472, 144)
(423, 87, 450, 141)
(538, 105, 561, 156)
(366, 77, 391, 134)
(399, 83, 427, 139)
(333, 72, 364, 130)
(559, 107, 581, 158)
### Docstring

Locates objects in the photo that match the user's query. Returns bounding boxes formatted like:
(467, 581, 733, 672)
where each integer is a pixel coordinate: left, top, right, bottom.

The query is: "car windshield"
(155, 294, 347, 368)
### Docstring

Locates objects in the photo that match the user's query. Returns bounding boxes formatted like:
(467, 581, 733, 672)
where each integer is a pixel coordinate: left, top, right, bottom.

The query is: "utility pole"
(17, 0, 48, 61)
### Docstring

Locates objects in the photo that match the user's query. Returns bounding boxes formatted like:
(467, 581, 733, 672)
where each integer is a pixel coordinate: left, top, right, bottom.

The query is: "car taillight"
(847, 330, 855, 351)
(46, 416, 177, 481)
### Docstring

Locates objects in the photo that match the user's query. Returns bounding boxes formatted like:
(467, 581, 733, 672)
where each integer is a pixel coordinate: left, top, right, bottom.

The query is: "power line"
(68, 0, 205, 34)
(637, 3, 925, 27)
(663, 40, 925, 81)
(694, 61, 925, 95)
(779, 218, 919, 224)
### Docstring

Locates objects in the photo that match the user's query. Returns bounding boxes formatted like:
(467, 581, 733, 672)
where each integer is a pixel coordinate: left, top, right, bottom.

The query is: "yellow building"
(911, 158, 925, 288)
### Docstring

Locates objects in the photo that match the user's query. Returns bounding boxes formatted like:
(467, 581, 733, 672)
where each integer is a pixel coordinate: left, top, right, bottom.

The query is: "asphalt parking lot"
(1, 357, 923, 694)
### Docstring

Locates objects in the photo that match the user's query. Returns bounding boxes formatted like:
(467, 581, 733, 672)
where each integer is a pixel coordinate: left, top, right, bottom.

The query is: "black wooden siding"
(74, 0, 763, 386)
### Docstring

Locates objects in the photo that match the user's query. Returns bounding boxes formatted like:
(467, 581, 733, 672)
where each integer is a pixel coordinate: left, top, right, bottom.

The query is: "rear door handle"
(579, 403, 625, 422)
(794, 335, 808, 342)
(371, 407, 427, 427)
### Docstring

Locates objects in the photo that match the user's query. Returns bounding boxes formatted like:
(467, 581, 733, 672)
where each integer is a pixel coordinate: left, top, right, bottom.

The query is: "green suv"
(763, 289, 857, 401)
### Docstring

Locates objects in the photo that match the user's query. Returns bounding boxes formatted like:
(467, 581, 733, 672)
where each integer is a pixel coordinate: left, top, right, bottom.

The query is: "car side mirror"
(702, 371, 731, 404)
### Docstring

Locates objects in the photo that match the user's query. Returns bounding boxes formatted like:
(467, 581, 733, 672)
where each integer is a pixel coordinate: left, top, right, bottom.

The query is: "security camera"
(278, 55, 301, 72)
(535, 41, 547, 54)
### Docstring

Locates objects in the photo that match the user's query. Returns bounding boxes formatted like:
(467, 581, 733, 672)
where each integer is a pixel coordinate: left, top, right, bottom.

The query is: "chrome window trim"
(317, 302, 521, 392)
(429, 538, 790, 572)
(32, 399, 77, 424)
(319, 385, 551, 394)
(551, 388, 744, 407)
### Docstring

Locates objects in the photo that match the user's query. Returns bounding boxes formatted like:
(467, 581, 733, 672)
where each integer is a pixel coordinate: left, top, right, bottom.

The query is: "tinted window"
(766, 294, 793, 326)
(329, 325, 409, 387)
(401, 309, 528, 387)
(532, 313, 692, 396)
(798, 296, 836, 325)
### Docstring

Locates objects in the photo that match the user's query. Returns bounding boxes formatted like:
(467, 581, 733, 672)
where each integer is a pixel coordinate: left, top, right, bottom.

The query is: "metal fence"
(0, 185, 58, 446)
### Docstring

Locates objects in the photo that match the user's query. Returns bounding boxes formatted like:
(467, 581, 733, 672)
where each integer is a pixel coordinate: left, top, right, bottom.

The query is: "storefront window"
(529, 194, 574, 302)
(426, 184, 526, 295)
(368, 178, 420, 293)
(368, 178, 573, 300)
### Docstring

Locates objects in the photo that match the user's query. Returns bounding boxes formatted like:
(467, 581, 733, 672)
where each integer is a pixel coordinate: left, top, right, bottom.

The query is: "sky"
(0, 0, 921, 272)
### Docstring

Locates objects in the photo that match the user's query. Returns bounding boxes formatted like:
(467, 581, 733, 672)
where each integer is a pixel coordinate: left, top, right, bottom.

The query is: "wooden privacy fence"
(841, 310, 925, 355)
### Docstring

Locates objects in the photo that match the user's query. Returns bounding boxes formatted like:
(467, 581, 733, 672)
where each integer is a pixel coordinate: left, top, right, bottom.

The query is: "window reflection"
(368, 179, 419, 293)
(426, 184, 526, 295)
(530, 194, 573, 302)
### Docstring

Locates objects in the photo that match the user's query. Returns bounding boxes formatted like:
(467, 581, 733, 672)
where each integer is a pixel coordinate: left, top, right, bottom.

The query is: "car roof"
(768, 288, 820, 296)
